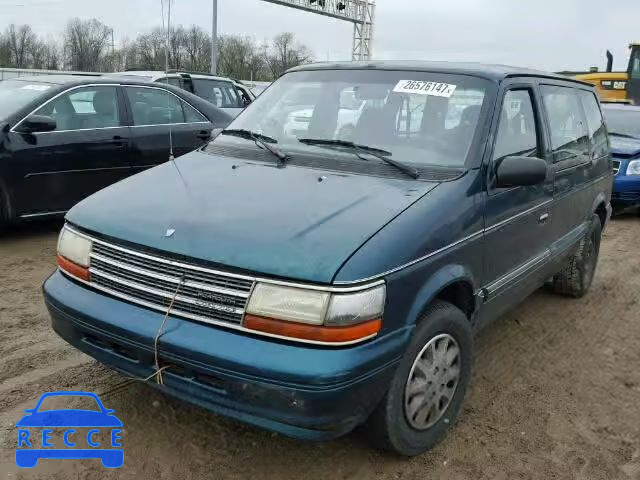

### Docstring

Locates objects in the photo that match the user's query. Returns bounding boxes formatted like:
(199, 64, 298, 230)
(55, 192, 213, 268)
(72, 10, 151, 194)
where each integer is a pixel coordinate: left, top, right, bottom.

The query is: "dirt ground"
(1, 217, 639, 480)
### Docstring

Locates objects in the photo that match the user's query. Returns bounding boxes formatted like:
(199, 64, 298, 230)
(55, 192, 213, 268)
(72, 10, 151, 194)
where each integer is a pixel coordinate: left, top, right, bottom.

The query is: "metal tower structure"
(260, 0, 376, 61)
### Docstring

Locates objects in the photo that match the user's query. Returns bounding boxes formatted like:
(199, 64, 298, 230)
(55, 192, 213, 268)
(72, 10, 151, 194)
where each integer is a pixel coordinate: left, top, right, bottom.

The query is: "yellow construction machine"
(560, 43, 640, 104)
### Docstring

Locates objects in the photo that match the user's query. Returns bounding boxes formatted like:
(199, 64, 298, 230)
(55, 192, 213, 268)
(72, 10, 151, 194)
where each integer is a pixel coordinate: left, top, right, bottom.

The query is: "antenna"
(165, 0, 175, 162)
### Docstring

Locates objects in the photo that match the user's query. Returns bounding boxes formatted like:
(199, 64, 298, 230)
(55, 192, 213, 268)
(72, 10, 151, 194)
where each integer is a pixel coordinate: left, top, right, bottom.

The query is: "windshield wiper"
(298, 138, 419, 179)
(221, 129, 288, 166)
(609, 132, 640, 139)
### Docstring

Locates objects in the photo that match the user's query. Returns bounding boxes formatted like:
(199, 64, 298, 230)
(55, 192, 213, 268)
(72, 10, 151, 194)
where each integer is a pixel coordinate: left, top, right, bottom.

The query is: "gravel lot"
(1, 217, 639, 479)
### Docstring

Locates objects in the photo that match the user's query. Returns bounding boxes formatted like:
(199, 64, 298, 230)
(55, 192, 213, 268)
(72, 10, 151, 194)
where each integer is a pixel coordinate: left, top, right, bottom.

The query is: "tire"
(365, 300, 473, 456)
(552, 214, 601, 298)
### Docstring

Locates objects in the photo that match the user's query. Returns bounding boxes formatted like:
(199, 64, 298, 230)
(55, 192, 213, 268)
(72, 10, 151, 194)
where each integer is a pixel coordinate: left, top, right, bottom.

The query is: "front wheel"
(365, 300, 473, 456)
(552, 214, 601, 298)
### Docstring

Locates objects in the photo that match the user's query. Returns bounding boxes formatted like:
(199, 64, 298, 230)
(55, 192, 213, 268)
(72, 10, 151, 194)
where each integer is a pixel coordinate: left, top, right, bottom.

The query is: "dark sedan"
(0, 75, 232, 223)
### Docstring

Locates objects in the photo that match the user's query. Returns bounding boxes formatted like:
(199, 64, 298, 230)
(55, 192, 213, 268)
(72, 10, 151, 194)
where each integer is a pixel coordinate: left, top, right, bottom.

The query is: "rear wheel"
(552, 214, 601, 298)
(365, 300, 473, 456)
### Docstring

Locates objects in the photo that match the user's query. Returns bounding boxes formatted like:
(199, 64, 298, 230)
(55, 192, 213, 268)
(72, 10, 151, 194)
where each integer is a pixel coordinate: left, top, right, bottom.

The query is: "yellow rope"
(152, 276, 184, 385)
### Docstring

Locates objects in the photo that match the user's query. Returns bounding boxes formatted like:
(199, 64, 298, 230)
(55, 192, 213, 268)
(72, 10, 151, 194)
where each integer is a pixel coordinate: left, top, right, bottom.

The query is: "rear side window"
(182, 102, 207, 123)
(492, 89, 539, 161)
(578, 90, 608, 158)
(125, 87, 208, 126)
(192, 79, 241, 108)
(33, 86, 120, 131)
(541, 85, 589, 162)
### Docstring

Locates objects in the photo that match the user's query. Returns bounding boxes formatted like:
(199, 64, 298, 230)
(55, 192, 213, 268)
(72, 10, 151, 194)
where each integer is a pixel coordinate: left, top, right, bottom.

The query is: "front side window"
(578, 90, 608, 158)
(222, 70, 492, 169)
(541, 85, 589, 162)
(126, 87, 189, 126)
(34, 86, 120, 131)
(493, 89, 539, 162)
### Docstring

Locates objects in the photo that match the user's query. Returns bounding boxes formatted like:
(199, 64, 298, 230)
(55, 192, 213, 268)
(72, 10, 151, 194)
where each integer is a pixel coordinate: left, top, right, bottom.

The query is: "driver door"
(479, 83, 554, 326)
(9, 85, 132, 216)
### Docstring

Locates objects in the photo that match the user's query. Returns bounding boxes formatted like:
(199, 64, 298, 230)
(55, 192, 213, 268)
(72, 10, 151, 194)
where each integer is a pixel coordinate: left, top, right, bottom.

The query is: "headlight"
(57, 226, 92, 280)
(246, 283, 330, 325)
(245, 282, 385, 344)
(627, 160, 640, 175)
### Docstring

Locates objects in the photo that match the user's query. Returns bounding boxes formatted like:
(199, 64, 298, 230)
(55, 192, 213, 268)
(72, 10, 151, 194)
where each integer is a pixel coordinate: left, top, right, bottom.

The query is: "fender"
(403, 263, 480, 328)
(590, 190, 610, 230)
(590, 191, 607, 215)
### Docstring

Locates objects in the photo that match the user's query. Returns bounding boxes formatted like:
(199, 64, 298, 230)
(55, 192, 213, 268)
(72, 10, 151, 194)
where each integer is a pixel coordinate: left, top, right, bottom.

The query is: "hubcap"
(404, 333, 461, 430)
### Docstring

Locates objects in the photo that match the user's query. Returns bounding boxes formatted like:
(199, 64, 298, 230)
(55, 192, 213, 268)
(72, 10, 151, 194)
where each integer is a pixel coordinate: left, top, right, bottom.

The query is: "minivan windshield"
(222, 69, 491, 169)
(0, 80, 53, 120)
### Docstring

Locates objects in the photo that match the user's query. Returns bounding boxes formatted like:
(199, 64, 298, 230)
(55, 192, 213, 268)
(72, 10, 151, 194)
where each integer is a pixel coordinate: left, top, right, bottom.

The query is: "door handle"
(110, 135, 128, 147)
(538, 212, 549, 224)
(196, 130, 212, 140)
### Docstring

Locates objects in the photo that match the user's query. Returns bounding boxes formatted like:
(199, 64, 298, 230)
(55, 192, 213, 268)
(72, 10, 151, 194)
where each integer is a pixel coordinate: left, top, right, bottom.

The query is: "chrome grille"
(613, 160, 620, 175)
(89, 241, 255, 326)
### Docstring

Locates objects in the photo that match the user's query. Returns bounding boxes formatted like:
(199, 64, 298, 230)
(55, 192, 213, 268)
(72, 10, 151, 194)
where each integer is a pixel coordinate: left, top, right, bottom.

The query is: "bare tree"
(183, 25, 211, 72)
(217, 35, 258, 79)
(126, 28, 166, 70)
(64, 18, 112, 71)
(5, 24, 37, 68)
(265, 32, 313, 79)
(0, 22, 313, 80)
(0, 33, 10, 67)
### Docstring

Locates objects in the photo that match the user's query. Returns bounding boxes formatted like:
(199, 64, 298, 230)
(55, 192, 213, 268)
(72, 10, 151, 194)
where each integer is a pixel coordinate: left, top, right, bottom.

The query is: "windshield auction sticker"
(393, 80, 457, 98)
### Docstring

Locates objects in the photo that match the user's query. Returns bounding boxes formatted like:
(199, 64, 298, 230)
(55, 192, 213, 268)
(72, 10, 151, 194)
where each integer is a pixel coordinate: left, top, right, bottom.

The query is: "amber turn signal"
(244, 314, 381, 344)
(57, 254, 90, 281)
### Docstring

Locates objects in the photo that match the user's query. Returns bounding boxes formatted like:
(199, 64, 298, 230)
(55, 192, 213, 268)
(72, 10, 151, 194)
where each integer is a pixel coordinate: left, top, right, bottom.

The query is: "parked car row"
(41, 61, 613, 456)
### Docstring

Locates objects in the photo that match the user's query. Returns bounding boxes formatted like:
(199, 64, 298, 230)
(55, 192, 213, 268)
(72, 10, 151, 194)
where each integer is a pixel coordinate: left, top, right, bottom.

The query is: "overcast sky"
(1, 0, 639, 72)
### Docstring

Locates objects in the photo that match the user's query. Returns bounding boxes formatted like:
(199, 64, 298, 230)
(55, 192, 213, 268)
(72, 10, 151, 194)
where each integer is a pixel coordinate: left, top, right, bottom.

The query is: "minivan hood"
(610, 135, 640, 158)
(68, 151, 438, 283)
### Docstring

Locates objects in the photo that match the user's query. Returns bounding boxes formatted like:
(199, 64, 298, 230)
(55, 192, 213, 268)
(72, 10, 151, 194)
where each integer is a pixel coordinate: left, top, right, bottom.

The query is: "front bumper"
(612, 176, 640, 206)
(44, 271, 409, 440)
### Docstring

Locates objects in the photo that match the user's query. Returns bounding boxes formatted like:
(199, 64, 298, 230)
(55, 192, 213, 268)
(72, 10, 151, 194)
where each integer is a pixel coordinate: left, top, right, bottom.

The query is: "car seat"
(133, 101, 151, 125)
(83, 91, 119, 128)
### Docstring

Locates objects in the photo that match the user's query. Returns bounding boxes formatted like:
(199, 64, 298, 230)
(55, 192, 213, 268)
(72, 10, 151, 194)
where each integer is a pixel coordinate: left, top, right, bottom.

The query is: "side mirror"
(495, 156, 548, 188)
(20, 115, 57, 133)
(209, 128, 223, 140)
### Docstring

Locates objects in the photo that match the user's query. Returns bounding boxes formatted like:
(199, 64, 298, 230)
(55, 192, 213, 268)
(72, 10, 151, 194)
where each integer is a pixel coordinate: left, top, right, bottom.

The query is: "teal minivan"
(45, 61, 612, 455)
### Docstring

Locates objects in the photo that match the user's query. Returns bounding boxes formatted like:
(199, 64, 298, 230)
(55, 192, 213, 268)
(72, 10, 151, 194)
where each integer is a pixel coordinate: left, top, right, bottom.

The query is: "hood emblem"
(164, 228, 176, 238)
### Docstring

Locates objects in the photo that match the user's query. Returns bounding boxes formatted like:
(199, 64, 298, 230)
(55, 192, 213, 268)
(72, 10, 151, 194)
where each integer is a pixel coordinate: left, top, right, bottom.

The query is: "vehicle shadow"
(611, 205, 639, 220)
(0, 219, 62, 241)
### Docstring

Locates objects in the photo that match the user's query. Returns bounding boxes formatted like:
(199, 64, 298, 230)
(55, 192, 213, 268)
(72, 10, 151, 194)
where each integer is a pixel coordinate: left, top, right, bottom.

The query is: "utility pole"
(211, 0, 218, 75)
